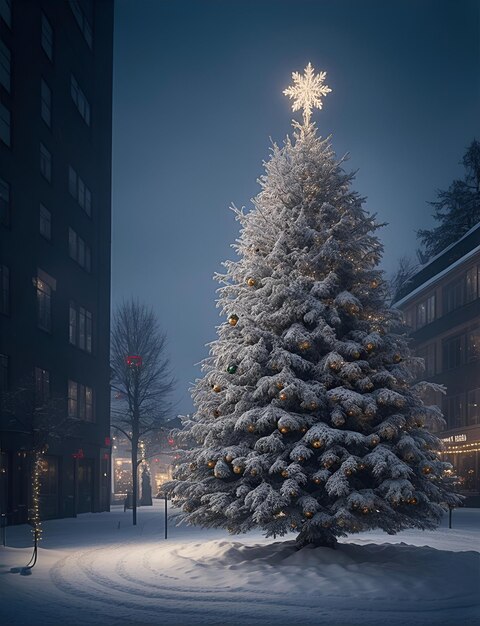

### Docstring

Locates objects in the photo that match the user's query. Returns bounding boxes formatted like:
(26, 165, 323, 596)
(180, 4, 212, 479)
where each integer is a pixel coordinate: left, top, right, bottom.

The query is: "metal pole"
(449, 506, 453, 529)
(1, 513, 5, 547)
(164, 494, 167, 540)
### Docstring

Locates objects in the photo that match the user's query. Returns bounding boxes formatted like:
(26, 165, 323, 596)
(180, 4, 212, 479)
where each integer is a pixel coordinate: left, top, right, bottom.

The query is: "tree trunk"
(131, 436, 138, 526)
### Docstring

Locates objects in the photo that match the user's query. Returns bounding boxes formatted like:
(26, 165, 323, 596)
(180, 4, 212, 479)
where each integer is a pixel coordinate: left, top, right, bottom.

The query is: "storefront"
(442, 426, 480, 499)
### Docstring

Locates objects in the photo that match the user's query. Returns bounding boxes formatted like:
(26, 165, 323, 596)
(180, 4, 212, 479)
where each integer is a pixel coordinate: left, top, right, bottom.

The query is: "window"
(70, 75, 90, 126)
(0, 0, 11, 28)
(416, 294, 435, 329)
(467, 327, 480, 361)
(69, 301, 93, 353)
(41, 13, 53, 61)
(68, 165, 92, 216)
(467, 389, 480, 426)
(0, 264, 9, 315)
(70, 1, 93, 49)
(68, 227, 91, 271)
(443, 394, 465, 429)
(39, 204, 51, 240)
(442, 333, 465, 371)
(36, 277, 52, 331)
(0, 177, 9, 226)
(465, 266, 479, 303)
(418, 343, 436, 377)
(0, 39, 11, 92)
(0, 101, 10, 146)
(35, 367, 50, 406)
(40, 143, 52, 182)
(41, 79, 51, 128)
(68, 379, 94, 421)
(0, 353, 8, 391)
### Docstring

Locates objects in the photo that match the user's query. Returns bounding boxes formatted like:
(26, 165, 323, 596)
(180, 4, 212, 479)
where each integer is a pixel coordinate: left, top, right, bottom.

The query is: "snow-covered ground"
(0, 502, 478, 626)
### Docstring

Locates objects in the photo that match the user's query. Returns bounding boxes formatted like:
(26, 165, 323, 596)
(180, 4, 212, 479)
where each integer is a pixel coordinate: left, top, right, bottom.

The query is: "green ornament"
(227, 364, 238, 374)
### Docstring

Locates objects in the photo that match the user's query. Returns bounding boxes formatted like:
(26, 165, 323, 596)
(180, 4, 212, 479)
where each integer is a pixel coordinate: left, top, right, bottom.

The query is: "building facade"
(0, 0, 114, 524)
(394, 225, 480, 501)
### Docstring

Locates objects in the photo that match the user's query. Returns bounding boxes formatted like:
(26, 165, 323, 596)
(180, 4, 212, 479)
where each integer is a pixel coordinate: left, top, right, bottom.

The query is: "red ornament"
(168, 437, 175, 446)
(126, 355, 142, 368)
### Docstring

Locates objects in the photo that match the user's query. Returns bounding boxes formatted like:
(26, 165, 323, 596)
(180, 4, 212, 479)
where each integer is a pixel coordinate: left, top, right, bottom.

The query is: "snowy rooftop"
(1, 500, 478, 625)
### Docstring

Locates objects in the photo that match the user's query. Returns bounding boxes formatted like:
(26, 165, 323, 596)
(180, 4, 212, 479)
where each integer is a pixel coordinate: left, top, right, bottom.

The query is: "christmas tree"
(168, 63, 460, 548)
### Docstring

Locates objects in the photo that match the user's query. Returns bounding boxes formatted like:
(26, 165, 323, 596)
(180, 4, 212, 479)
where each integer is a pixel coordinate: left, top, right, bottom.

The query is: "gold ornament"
(344, 468, 353, 476)
(304, 511, 314, 519)
(279, 425, 290, 434)
(409, 497, 418, 505)
(212, 384, 222, 393)
(366, 343, 374, 352)
(250, 468, 257, 476)
(300, 426, 308, 433)
(246, 277, 257, 287)
(422, 466, 432, 475)
(370, 436, 380, 446)
(228, 314, 239, 326)
(311, 439, 323, 449)
(358, 463, 366, 470)
(370, 278, 379, 289)
(225, 454, 233, 462)
(247, 423, 255, 433)
(276, 381, 284, 390)
(279, 391, 288, 401)
(313, 477, 322, 484)
(207, 460, 216, 468)
(297, 456, 305, 462)
(290, 522, 297, 529)
(233, 466, 243, 474)
(299, 340, 311, 351)
(393, 353, 402, 363)
(281, 469, 289, 478)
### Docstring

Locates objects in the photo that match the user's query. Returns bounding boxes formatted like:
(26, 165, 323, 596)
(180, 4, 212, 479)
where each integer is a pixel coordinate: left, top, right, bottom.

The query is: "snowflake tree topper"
(283, 62, 332, 126)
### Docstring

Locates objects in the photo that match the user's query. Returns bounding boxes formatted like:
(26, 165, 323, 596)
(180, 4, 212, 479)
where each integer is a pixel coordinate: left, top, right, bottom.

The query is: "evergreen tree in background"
(418, 139, 480, 261)
(168, 64, 460, 548)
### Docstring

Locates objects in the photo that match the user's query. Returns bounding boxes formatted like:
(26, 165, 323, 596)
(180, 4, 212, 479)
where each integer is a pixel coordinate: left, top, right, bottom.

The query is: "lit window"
(0, 38, 11, 92)
(39, 204, 51, 240)
(35, 366, 50, 406)
(36, 277, 52, 332)
(0, 264, 9, 315)
(40, 143, 52, 182)
(41, 13, 53, 61)
(41, 79, 52, 128)
(0, 0, 11, 28)
(0, 177, 10, 226)
(0, 101, 10, 146)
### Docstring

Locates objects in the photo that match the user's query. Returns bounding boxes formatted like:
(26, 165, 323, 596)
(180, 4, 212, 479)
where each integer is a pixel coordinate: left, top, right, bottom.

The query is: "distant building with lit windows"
(0, 0, 114, 524)
(394, 224, 480, 502)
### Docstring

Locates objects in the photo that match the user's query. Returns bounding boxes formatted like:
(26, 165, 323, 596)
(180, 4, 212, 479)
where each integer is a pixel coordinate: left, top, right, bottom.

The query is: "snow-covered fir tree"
(167, 63, 460, 548)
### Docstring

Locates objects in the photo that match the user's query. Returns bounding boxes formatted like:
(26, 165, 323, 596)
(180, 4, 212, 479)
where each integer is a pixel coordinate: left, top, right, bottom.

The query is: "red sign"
(126, 355, 142, 368)
(72, 448, 84, 460)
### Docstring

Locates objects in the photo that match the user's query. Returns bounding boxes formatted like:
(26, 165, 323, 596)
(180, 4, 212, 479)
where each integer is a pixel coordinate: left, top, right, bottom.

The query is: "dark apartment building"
(0, 0, 114, 524)
(394, 225, 480, 501)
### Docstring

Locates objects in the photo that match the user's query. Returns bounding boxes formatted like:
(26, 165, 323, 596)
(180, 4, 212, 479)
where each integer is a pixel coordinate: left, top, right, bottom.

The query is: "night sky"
(112, 0, 480, 416)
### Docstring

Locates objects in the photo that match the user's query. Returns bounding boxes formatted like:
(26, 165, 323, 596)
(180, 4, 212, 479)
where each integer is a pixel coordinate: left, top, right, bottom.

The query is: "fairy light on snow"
(31, 449, 43, 543)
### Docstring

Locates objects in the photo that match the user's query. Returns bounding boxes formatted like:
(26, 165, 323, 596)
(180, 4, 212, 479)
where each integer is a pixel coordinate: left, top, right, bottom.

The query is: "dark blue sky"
(112, 0, 480, 416)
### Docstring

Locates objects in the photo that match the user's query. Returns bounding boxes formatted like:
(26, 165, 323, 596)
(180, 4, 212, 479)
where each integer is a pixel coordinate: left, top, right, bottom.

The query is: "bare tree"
(389, 255, 418, 304)
(110, 299, 175, 525)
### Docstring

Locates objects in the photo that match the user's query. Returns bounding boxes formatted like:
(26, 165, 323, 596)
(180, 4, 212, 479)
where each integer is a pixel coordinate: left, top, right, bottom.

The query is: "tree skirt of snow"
(0, 504, 479, 625)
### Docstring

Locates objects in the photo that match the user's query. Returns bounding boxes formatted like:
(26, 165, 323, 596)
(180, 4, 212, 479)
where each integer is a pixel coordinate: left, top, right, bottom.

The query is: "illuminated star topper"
(283, 62, 332, 126)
